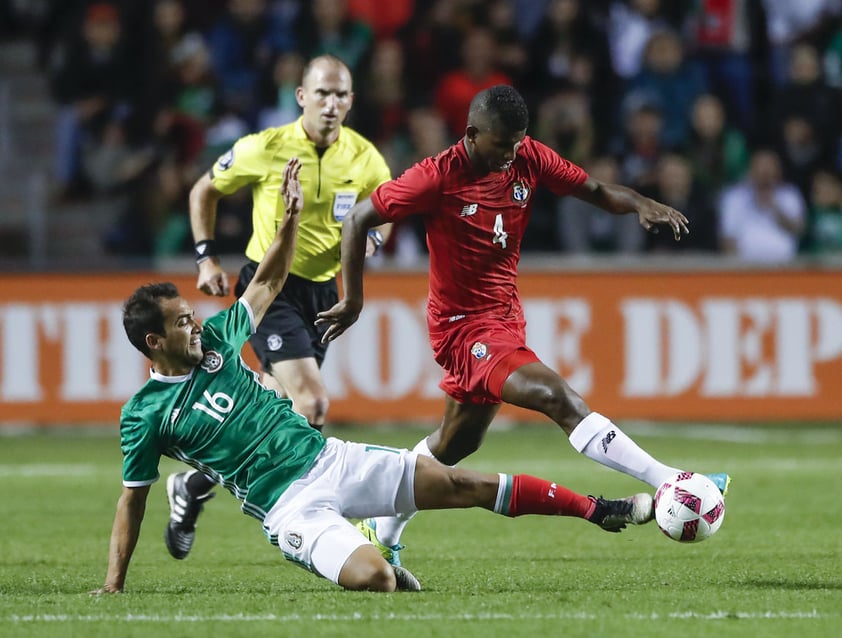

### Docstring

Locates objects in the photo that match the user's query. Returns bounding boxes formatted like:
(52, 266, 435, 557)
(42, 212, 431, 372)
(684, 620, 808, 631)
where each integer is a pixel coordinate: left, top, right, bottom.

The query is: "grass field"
(1, 422, 840, 638)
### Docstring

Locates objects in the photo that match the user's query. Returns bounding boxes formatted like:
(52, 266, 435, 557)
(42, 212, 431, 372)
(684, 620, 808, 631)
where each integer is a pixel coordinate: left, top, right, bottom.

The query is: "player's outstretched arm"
(316, 197, 386, 343)
(240, 158, 302, 327)
(572, 178, 689, 241)
(91, 484, 150, 595)
(190, 172, 230, 296)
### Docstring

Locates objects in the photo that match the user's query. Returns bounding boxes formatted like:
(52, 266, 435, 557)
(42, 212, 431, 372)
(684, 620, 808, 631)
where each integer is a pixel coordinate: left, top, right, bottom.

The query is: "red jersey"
(371, 136, 588, 322)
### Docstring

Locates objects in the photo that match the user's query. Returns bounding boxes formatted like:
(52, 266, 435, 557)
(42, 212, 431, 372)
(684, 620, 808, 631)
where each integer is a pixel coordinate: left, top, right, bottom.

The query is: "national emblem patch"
(200, 350, 223, 373)
(471, 341, 488, 359)
(511, 180, 530, 206)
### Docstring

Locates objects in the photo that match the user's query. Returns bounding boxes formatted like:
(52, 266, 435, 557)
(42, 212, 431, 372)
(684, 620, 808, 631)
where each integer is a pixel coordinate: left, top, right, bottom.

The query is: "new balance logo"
(460, 204, 478, 216)
(600, 430, 616, 453)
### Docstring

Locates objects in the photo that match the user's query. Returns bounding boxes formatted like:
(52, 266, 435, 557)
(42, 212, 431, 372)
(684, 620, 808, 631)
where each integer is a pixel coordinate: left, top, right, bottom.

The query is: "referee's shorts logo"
(267, 334, 283, 351)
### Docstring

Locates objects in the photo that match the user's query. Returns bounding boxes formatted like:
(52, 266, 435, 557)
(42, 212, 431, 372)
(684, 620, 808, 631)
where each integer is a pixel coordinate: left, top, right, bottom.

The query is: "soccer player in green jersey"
(93, 157, 655, 595)
(168, 54, 392, 559)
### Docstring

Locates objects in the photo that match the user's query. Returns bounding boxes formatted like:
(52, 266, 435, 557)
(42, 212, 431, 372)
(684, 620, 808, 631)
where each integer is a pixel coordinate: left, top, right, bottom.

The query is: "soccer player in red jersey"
(316, 85, 728, 565)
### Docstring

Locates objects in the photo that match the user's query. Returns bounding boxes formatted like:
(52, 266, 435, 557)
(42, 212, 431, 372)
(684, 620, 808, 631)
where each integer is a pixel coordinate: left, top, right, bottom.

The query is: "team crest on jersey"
(511, 181, 530, 207)
(267, 334, 283, 351)
(471, 341, 488, 359)
(216, 148, 234, 171)
(200, 350, 223, 373)
(285, 531, 303, 550)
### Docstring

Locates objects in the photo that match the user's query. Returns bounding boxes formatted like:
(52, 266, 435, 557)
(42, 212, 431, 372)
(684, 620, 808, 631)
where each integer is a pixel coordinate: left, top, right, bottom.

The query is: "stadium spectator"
(555, 155, 645, 254)
(777, 116, 830, 203)
(645, 152, 719, 253)
(526, 0, 614, 91)
(93, 160, 655, 593)
(205, 0, 296, 124)
(483, 0, 531, 85)
(434, 27, 512, 138)
(161, 56, 392, 559)
(806, 168, 842, 254)
(346, 0, 414, 40)
(533, 86, 594, 167)
(767, 43, 839, 192)
(350, 38, 408, 150)
(821, 20, 842, 87)
(605, 0, 674, 80)
(297, 0, 374, 74)
(682, 93, 749, 198)
(719, 148, 806, 261)
(533, 87, 601, 252)
(256, 51, 305, 130)
(48, 2, 134, 201)
(316, 85, 729, 565)
(115, 0, 190, 142)
(526, 0, 619, 145)
(683, 0, 763, 137)
(614, 103, 666, 194)
(168, 33, 224, 127)
(397, 0, 470, 98)
(508, 0, 552, 41)
(622, 30, 708, 149)
(761, 0, 842, 86)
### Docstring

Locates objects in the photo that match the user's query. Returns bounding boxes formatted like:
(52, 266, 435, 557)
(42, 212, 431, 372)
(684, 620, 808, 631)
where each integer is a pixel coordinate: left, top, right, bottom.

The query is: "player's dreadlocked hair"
(123, 282, 180, 357)
(468, 85, 529, 132)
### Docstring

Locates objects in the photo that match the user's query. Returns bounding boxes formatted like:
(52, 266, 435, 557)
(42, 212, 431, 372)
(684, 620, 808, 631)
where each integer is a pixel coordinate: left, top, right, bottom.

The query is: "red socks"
(506, 474, 595, 519)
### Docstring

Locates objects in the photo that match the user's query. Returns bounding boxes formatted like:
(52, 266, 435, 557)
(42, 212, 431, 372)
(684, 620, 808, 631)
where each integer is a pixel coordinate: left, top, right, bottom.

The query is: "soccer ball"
(654, 472, 725, 543)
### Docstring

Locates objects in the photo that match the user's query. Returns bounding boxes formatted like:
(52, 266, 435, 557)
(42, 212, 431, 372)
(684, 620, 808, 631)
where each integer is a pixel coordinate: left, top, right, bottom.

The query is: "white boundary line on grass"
(0, 463, 99, 477)
(4, 610, 829, 623)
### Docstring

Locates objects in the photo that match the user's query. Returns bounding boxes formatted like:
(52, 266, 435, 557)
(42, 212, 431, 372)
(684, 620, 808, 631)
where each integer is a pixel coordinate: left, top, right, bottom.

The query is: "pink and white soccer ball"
(654, 472, 725, 543)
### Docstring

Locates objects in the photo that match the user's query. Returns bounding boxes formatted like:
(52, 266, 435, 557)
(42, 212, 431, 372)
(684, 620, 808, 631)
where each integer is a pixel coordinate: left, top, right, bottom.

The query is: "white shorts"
(262, 437, 418, 583)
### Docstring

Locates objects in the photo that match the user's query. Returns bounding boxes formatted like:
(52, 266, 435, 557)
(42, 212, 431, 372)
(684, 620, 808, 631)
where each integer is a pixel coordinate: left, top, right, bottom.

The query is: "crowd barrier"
(1, 267, 841, 424)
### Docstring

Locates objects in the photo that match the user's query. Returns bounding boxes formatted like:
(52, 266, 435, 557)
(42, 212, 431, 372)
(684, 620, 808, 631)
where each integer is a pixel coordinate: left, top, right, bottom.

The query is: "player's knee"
(431, 430, 483, 465)
(536, 386, 589, 429)
(343, 561, 396, 592)
(297, 394, 329, 424)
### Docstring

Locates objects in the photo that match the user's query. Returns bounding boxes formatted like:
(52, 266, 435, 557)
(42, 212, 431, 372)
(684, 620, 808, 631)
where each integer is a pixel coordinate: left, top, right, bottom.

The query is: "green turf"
(1, 423, 840, 638)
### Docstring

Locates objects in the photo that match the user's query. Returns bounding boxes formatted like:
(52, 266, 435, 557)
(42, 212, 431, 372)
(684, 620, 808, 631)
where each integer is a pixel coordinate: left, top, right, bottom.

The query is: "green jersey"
(119, 299, 326, 521)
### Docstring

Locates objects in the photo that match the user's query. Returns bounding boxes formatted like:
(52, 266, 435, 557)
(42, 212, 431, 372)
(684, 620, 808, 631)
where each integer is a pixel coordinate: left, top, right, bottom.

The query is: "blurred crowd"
(5, 0, 842, 262)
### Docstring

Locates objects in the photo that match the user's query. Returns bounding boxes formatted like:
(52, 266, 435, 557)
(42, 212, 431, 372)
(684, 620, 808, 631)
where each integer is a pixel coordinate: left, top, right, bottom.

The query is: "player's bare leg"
(364, 399, 499, 552)
(426, 399, 500, 465)
(502, 361, 682, 488)
(265, 356, 329, 430)
(337, 544, 399, 591)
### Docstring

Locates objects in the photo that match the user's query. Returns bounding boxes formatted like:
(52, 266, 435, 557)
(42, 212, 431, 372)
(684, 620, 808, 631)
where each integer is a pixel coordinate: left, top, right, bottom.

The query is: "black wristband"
(368, 229, 384, 252)
(194, 239, 218, 264)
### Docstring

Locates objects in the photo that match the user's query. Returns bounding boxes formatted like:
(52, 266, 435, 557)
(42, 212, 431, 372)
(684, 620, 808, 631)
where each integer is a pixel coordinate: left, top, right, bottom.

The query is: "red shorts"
(428, 313, 539, 405)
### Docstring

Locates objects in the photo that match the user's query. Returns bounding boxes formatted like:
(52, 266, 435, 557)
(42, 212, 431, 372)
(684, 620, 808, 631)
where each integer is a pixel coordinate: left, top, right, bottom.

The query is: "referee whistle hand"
(196, 262, 230, 297)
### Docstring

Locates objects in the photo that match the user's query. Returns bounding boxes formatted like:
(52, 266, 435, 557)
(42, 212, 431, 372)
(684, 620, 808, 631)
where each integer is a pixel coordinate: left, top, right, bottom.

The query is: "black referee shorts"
(235, 261, 338, 371)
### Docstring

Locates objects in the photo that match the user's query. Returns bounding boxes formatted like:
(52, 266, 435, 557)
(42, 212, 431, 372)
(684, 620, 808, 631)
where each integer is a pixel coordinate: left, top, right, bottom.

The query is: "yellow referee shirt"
(210, 117, 392, 282)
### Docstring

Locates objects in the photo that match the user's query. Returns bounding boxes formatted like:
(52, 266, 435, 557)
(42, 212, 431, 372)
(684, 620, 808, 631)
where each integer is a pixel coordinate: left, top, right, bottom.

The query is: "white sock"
(372, 437, 437, 546)
(568, 412, 681, 488)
